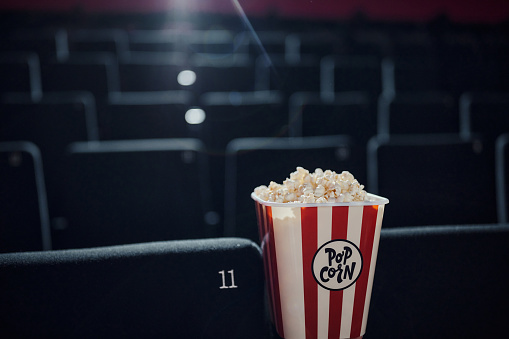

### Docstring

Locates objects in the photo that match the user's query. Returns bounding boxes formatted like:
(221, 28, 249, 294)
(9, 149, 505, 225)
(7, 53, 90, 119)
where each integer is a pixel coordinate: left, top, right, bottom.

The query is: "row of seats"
(2, 49, 509, 100)
(2, 87, 507, 145)
(1, 224, 507, 338)
(1, 131, 508, 251)
(3, 25, 508, 61)
(1, 88, 507, 193)
(2, 75, 508, 146)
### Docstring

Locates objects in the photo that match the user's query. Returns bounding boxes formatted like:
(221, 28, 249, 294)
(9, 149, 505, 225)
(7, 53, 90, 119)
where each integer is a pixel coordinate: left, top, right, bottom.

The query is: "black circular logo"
(312, 239, 363, 291)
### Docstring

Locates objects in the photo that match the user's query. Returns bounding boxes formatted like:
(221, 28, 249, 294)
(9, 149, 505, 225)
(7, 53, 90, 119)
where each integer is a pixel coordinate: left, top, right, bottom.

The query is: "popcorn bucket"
(252, 193, 389, 339)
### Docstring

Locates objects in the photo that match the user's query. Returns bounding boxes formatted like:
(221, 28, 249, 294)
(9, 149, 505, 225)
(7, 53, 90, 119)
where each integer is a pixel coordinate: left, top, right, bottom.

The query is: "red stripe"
(267, 206, 285, 337)
(328, 206, 349, 339)
(255, 201, 264, 244)
(350, 205, 379, 338)
(301, 207, 318, 339)
(262, 205, 277, 333)
(256, 203, 275, 325)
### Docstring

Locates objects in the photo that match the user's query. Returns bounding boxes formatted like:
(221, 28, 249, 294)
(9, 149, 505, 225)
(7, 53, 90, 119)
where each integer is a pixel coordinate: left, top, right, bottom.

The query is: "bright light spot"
(185, 108, 206, 125)
(177, 70, 196, 86)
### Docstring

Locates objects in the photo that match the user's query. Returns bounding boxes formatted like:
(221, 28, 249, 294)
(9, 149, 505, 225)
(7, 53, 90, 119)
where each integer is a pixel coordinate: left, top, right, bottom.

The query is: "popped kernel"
(253, 167, 367, 203)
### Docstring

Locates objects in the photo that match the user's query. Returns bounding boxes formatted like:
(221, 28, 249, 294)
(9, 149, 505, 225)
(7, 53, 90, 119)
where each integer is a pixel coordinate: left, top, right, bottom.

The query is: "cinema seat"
(367, 134, 498, 228)
(0, 237, 268, 338)
(0, 141, 51, 253)
(368, 224, 509, 338)
(54, 138, 217, 249)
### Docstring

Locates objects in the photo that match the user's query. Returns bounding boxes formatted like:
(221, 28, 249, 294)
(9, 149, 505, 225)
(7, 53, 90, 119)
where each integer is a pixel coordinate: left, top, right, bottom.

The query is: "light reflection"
(177, 70, 196, 86)
(185, 108, 206, 125)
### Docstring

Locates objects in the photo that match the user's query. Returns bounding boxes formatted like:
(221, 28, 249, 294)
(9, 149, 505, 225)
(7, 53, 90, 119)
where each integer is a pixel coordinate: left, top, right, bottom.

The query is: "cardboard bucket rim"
(251, 192, 389, 207)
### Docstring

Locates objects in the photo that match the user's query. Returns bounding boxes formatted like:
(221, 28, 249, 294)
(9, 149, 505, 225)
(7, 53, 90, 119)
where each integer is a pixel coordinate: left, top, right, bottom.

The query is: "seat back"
(367, 134, 498, 227)
(0, 92, 98, 219)
(1, 29, 65, 61)
(287, 31, 346, 58)
(242, 31, 288, 57)
(103, 90, 195, 140)
(67, 29, 129, 57)
(368, 224, 509, 338)
(198, 90, 287, 152)
(321, 55, 383, 96)
(0, 141, 51, 252)
(387, 56, 442, 92)
(460, 92, 509, 144)
(118, 52, 186, 92)
(190, 55, 256, 95)
(255, 54, 322, 95)
(289, 91, 376, 144)
(0, 52, 42, 98)
(378, 91, 459, 136)
(40, 53, 119, 102)
(0, 237, 268, 338)
(186, 29, 249, 56)
(56, 139, 217, 249)
(127, 29, 182, 53)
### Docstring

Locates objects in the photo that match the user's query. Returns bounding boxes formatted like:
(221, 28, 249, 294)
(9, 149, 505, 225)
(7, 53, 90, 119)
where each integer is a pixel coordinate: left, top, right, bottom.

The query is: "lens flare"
(177, 70, 196, 86)
(185, 108, 206, 125)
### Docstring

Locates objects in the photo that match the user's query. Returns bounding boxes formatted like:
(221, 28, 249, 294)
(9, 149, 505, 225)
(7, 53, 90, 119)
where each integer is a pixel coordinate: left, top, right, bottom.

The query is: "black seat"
(439, 34, 509, 94)
(186, 29, 249, 56)
(56, 138, 217, 249)
(198, 90, 287, 152)
(190, 54, 257, 95)
(241, 30, 289, 57)
(118, 52, 187, 92)
(321, 55, 383, 97)
(459, 92, 509, 143)
(0, 92, 99, 147)
(286, 31, 346, 58)
(0, 237, 268, 338)
(40, 53, 119, 107)
(377, 91, 459, 136)
(368, 224, 509, 338)
(0, 92, 99, 221)
(384, 56, 442, 93)
(224, 135, 360, 242)
(66, 29, 129, 57)
(103, 90, 195, 140)
(127, 29, 183, 53)
(1, 29, 66, 62)
(367, 134, 498, 228)
(389, 30, 437, 60)
(0, 141, 51, 253)
(288, 91, 376, 143)
(255, 54, 322, 97)
(0, 52, 42, 98)
(347, 29, 391, 59)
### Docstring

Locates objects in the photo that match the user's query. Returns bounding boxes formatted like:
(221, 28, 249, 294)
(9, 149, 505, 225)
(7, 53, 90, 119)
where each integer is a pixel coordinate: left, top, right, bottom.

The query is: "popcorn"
(253, 167, 367, 203)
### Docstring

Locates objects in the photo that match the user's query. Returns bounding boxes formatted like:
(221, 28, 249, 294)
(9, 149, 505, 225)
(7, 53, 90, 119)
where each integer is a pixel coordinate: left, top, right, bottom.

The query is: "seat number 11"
(219, 269, 238, 289)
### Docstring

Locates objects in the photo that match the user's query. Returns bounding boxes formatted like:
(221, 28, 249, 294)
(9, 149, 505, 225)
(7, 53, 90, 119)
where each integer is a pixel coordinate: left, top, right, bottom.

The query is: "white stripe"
(340, 206, 364, 338)
(317, 207, 332, 339)
(272, 206, 306, 339)
(361, 205, 385, 335)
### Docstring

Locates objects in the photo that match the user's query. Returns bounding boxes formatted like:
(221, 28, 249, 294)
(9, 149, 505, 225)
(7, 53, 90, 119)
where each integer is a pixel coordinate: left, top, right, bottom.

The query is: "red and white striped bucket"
(253, 193, 389, 339)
